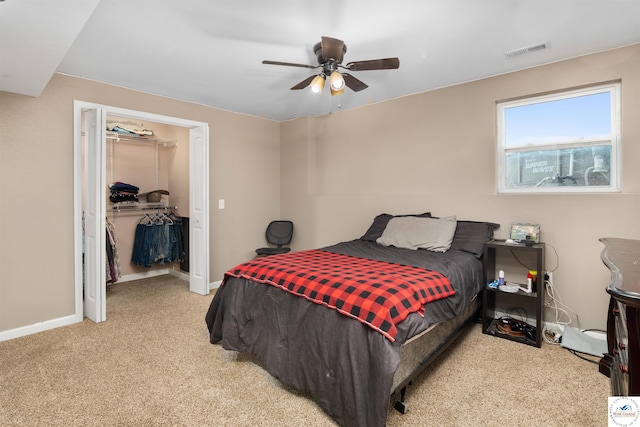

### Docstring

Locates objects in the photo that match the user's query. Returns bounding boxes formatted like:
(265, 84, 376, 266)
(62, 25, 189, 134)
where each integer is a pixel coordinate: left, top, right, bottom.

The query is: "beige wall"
(281, 44, 640, 330)
(1, 44, 638, 336)
(166, 125, 190, 217)
(0, 74, 280, 333)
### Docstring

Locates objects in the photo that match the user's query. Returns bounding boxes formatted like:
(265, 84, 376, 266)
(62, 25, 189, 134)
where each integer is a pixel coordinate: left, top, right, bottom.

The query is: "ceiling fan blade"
(342, 73, 368, 92)
(346, 58, 400, 71)
(290, 75, 316, 90)
(321, 36, 345, 63)
(262, 60, 318, 69)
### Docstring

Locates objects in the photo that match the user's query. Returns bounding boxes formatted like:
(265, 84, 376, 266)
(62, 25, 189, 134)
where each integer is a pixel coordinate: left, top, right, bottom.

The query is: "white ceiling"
(1, 0, 639, 121)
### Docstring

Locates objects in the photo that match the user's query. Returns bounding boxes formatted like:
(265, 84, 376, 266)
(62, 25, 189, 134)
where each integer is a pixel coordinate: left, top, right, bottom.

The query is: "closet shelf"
(109, 202, 171, 213)
(106, 131, 176, 148)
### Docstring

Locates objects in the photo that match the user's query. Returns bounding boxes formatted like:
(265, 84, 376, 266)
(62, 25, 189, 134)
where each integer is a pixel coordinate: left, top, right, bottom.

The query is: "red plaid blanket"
(224, 250, 455, 342)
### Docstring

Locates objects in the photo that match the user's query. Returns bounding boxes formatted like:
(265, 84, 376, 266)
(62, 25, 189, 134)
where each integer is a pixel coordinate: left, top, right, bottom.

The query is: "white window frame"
(497, 82, 621, 194)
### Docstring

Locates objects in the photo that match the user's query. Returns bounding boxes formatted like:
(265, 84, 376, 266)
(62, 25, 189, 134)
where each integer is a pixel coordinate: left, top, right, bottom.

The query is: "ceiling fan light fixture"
(263, 36, 400, 97)
(329, 71, 345, 91)
(310, 74, 325, 93)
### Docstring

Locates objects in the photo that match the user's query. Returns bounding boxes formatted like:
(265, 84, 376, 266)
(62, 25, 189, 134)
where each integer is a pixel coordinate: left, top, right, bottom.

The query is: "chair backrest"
(265, 220, 293, 247)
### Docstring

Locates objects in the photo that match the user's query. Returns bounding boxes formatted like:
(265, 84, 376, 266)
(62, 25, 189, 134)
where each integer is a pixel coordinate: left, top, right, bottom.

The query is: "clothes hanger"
(153, 212, 164, 225)
(160, 212, 174, 225)
(139, 213, 153, 224)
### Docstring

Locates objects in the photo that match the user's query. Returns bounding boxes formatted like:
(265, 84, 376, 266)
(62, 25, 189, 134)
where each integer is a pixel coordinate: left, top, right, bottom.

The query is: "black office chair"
(255, 220, 293, 256)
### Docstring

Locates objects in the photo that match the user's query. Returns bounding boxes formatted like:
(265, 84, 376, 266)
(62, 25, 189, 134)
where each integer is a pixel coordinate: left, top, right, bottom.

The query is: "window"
(497, 83, 620, 193)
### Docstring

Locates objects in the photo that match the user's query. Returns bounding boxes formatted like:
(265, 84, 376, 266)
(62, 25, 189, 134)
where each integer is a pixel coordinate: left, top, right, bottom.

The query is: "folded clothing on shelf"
(110, 182, 139, 193)
(110, 192, 139, 203)
(109, 182, 139, 203)
(107, 120, 154, 137)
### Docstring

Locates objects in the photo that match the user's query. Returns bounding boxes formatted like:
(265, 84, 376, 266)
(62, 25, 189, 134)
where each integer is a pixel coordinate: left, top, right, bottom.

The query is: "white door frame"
(73, 101, 210, 323)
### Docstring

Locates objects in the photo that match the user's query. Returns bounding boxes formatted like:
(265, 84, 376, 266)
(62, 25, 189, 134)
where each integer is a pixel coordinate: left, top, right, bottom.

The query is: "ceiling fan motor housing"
(314, 41, 347, 69)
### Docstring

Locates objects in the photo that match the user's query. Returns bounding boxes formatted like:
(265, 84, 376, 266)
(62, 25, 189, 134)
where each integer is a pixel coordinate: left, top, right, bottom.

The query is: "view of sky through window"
(504, 92, 612, 147)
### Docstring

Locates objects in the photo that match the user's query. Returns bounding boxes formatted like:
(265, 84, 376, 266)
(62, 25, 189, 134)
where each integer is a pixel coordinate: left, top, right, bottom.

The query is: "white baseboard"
(0, 314, 80, 343)
(121, 269, 218, 292)
(1, 271, 207, 343)
(117, 268, 171, 283)
(119, 269, 191, 284)
(169, 269, 190, 282)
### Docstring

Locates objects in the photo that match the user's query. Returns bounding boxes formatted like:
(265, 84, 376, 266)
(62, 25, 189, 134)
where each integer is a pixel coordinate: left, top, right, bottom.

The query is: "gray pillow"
(360, 212, 431, 241)
(450, 221, 500, 257)
(376, 216, 457, 252)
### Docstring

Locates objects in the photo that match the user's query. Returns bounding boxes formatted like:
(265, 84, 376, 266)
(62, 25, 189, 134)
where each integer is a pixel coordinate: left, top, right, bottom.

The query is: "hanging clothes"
(170, 216, 184, 264)
(131, 212, 184, 268)
(106, 217, 121, 284)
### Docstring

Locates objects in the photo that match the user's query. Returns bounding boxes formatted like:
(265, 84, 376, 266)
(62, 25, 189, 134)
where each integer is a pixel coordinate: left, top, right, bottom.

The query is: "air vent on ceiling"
(505, 41, 551, 59)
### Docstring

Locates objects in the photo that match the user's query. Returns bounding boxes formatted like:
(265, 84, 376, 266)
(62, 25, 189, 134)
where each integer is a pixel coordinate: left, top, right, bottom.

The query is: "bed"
(205, 213, 498, 427)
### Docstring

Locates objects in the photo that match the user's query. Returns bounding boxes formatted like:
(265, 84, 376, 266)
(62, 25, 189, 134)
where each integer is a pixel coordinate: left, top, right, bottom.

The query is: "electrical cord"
(543, 328, 557, 344)
(566, 349, 600, 364)
(543, 278, 581, 344)
(509, 242, 559, 272)
(494, 307, 529, 323)
(500, 241, 598, 353)
(509, 249, 532, 270)
(509, 241, 562, 344)
(564, 328, 607, 363)
(543, 280, 574, 343)
(505, 307, 529, 324)
(543, 242, 559, 272)
(539, 243, 606, 363)
(545, 278, 580, 326)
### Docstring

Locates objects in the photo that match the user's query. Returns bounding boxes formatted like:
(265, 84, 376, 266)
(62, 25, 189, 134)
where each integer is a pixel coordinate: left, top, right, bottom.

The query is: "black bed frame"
(390, 301, 480, 414)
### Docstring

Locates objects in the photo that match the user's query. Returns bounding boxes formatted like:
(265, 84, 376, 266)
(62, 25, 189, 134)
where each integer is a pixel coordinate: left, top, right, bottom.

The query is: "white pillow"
(376, 216, 457, 252)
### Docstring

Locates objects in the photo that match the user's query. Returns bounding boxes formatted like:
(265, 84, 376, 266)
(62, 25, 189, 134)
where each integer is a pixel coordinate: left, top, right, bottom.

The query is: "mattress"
(206, 239, 484, 427)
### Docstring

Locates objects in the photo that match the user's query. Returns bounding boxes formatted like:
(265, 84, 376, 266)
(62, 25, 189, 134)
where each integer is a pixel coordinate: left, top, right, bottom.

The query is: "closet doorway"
(74, 101, 210, 323)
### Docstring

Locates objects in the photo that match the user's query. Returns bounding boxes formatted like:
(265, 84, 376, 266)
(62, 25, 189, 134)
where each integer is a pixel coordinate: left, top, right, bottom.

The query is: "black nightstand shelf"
(482, 240, 544, 348)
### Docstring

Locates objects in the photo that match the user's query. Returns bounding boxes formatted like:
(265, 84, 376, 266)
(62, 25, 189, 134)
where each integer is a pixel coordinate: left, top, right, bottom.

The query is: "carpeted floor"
(0, 275, 609, 426)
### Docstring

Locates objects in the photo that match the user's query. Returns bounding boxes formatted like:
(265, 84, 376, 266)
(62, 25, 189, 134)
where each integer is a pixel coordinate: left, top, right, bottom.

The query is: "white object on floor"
(561, 325, 608, 357)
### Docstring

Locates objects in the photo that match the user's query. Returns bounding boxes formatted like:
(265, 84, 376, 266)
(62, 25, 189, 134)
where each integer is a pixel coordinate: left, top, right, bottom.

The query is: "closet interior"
(103, 115, 190, 284)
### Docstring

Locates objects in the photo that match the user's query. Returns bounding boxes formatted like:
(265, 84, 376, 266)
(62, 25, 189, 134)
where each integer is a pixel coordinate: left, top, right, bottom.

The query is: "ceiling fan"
(262, 36, 400, 96)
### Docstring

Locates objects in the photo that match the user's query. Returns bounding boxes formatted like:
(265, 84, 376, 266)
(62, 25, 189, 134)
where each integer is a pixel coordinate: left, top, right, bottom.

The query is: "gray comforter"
(205, 240, 483, 427)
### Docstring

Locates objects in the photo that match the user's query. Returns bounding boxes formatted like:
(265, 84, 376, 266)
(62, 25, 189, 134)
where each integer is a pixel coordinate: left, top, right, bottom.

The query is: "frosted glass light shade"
(310, 75, 325, 93)
(329, 71, 344, 91)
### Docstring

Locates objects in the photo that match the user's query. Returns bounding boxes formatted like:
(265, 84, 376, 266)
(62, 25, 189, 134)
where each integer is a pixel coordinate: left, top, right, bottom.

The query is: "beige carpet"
(0, 275, 609, 426)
